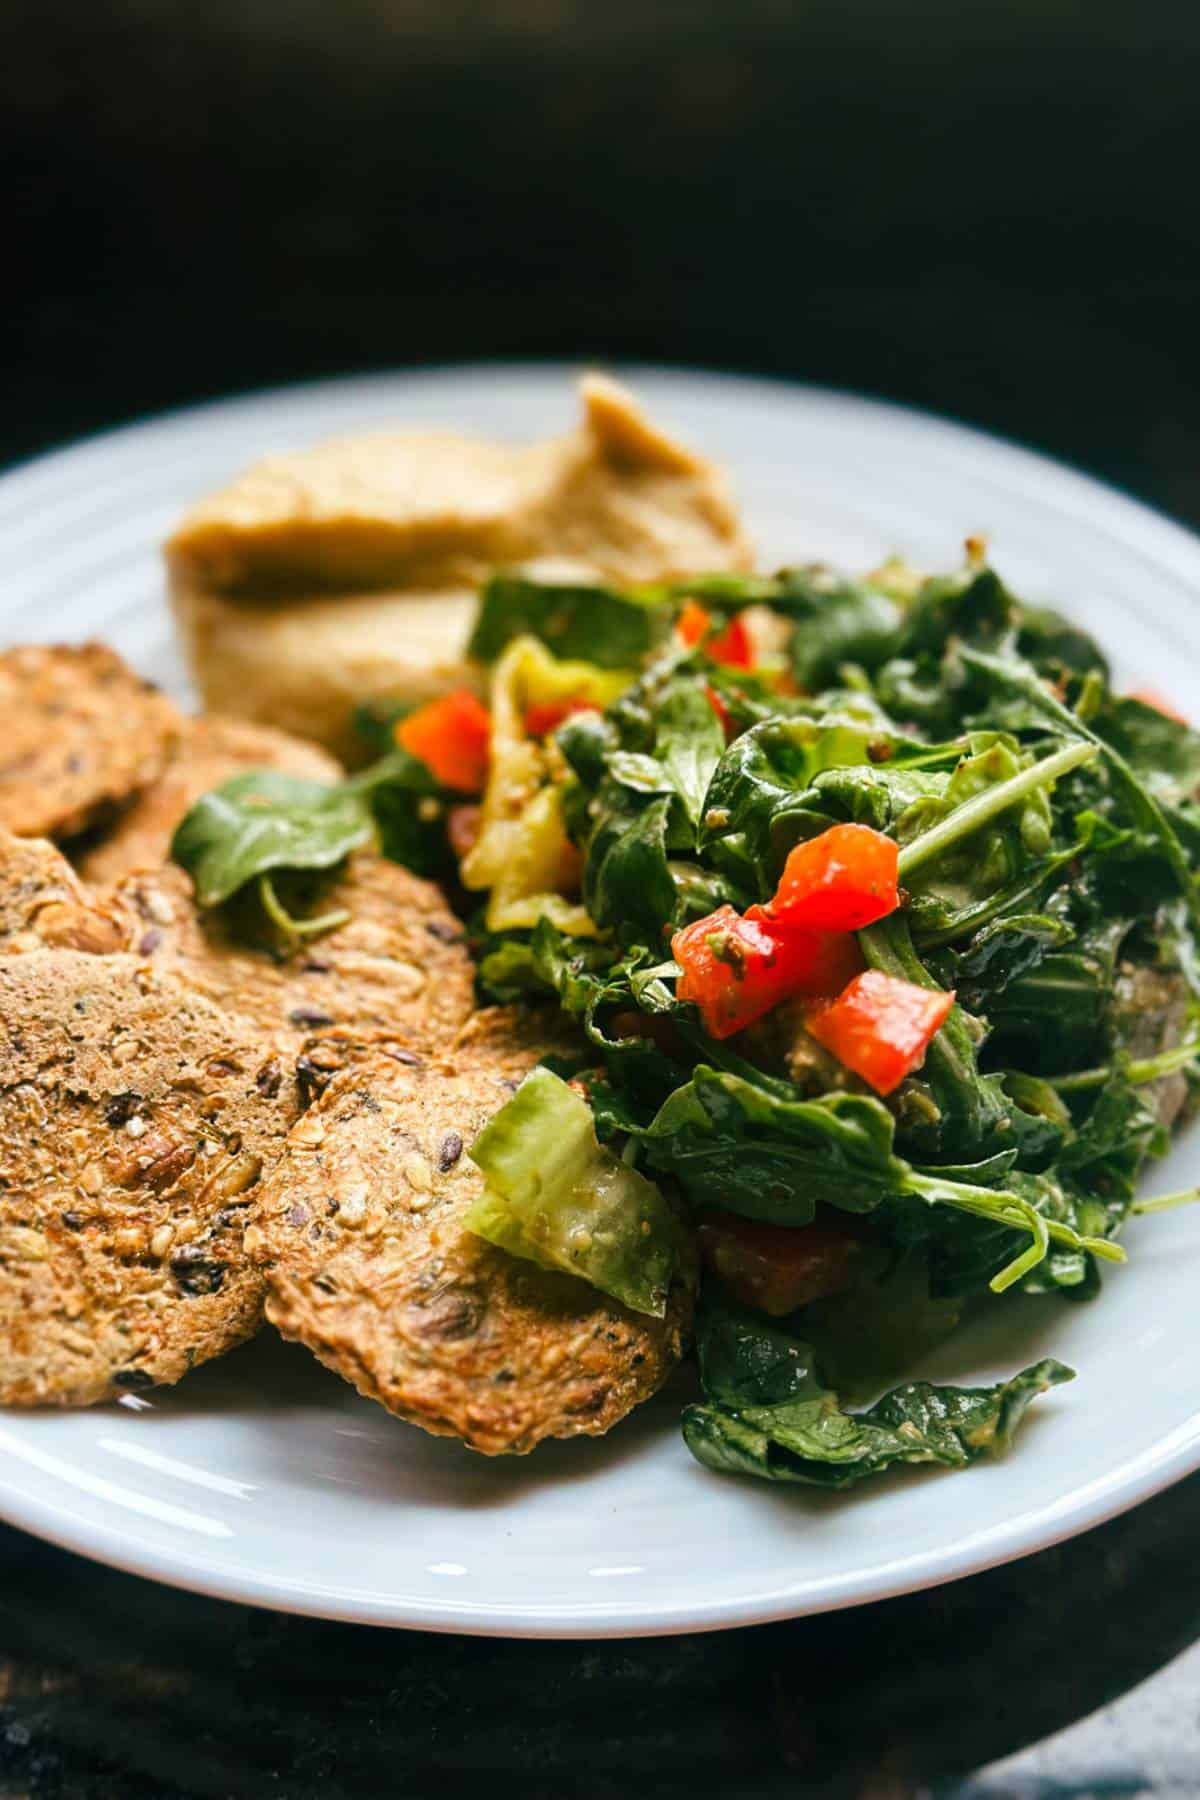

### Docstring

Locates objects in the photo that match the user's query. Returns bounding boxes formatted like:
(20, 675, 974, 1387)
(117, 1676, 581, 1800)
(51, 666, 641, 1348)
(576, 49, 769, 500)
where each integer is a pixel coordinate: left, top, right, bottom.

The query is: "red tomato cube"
(806, 969, 954, 1095)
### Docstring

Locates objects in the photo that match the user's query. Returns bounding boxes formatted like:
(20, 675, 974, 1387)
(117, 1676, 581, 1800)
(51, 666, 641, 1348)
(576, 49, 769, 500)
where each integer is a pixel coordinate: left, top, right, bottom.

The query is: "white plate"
(3, 363, 1200, 1639)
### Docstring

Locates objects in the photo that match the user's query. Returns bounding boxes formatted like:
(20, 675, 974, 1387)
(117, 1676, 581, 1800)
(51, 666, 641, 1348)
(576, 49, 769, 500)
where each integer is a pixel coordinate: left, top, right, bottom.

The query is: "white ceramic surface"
(2, 364, 1200, 1639)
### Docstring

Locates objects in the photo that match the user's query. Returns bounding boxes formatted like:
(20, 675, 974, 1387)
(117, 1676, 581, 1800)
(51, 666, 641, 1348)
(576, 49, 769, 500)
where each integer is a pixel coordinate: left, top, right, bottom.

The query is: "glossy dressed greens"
(466, 554, 1200, 1487)
(170, 549, 1200, 1493)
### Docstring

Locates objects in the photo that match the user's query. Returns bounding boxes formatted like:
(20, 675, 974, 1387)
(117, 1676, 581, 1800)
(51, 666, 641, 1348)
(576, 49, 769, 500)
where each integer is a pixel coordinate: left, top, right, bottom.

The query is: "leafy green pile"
(170, 557, 1200, 1491)
(466, 560, 1200, 1484)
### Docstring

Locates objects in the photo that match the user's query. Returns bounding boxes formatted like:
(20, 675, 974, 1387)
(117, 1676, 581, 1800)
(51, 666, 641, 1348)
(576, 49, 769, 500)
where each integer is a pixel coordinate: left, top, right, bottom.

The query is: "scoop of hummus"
(167, 375, 752, 761)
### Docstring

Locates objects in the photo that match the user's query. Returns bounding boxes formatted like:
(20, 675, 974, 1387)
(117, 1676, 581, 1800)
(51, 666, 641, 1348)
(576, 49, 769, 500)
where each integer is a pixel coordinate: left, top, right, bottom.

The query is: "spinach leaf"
(468, 574, 672, 668)
(895, 564, 1016, 660)
(654, 679, 725, 827)
(347, 748, 455, 878)
(641, 1066, 908, 1221)
(776, 567, 902, 689)
(1094, 694, 1200, 807)
(583, 793, 678, 939)
(684, 1297, 1072, 1490)
(171, 770, 373, 908)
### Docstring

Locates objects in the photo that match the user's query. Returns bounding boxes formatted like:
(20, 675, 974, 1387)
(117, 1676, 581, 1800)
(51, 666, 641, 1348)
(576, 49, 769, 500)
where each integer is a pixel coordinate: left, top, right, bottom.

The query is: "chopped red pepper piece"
(673, 905, 803, 1039)
(806, 970, 954, 1096)
(768, 823, 900, 932)
(397, 689, 491, 793)
(522, 697, 599, 739)
(745, 909, 866, 998)
(697, 1211, 864, 1316)
(707, 613, 754, 669)
(676, 601, 755, 668)
(677, 599, 712, 648)
(673, 905, 861, 1039)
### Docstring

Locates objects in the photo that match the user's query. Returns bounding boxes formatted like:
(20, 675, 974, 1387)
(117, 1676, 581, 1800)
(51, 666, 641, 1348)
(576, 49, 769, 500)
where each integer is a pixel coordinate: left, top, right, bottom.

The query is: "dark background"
(4, 3, 1200, 1795)
(5, 0, 1199, 529)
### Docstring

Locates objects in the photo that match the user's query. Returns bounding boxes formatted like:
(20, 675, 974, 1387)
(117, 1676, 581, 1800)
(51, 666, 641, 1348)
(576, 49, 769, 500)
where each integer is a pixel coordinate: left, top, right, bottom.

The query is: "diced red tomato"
(522, 697, 599, 739)
(745, 909, 865, 997)
(707, 613, 755, 669)
(672, 905, 861, 1039)
(397, 689, 491, 793)
(806, 969, 954, 1096)
(674, 906, 803, 1039)
(704, 683, 734, 739)
(697, 1211, 863, 1316)
(677, 599, 712, 648)
(1131, 686, 1188, 724)
(676, 601, 754, 669)
(447, 802, 482, 860)
(767, 824, 900, 932)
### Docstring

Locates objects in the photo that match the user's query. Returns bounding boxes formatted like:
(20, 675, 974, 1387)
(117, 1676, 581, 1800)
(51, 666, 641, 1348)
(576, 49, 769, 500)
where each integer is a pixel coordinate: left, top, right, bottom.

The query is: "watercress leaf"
(171, 770, 373, 908)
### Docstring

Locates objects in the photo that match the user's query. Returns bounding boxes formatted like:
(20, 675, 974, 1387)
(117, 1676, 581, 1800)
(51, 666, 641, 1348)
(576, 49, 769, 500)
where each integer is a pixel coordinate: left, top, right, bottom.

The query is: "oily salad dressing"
(171, 548, 1200, 1488)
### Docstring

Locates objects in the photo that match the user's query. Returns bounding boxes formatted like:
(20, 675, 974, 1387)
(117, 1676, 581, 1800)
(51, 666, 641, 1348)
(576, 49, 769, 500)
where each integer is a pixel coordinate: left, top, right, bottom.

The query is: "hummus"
(167, 375, 752, 761)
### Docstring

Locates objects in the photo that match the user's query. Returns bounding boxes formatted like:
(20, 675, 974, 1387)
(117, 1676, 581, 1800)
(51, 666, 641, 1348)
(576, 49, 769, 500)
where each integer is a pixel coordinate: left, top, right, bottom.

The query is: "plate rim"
(4, 358, 1200, 1637)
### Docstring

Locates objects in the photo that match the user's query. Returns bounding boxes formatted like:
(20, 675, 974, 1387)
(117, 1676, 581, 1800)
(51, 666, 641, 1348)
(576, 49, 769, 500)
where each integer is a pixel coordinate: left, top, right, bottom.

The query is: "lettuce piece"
(466, 1067, 684, 1316)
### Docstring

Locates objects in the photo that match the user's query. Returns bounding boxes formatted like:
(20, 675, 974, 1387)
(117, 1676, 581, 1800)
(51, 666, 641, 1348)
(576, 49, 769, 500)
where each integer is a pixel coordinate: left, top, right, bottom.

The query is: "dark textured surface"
(4, 1, 1200, 532)
(4, 3, 1200, 1793)
(3, 1470, 1200, 1798)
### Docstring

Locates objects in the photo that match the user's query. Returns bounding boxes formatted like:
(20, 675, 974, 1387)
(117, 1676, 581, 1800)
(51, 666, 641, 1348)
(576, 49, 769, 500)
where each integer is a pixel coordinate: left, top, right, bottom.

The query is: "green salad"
(173, 547, 1200, 1490)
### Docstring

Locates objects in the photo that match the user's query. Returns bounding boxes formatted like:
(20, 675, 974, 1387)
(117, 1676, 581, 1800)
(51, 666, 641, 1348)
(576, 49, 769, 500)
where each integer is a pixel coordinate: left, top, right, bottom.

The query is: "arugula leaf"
(171, 770, 373, 908)
(684, 1298, 1072, 1489)
(468, 574, 672, 668)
